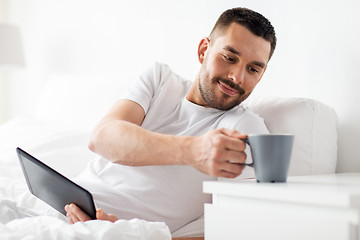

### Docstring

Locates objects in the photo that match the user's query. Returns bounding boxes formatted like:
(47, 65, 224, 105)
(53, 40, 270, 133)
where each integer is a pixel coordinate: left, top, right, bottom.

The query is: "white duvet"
(0, 118, 171, 240)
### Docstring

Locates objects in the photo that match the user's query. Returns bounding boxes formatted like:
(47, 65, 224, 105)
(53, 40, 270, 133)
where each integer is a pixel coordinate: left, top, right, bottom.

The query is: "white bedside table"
(203, 173, 360, 240)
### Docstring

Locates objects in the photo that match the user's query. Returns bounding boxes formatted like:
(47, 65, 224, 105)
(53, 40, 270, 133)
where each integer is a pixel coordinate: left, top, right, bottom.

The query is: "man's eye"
(249, 67, 259, 73)
(223, 55, 235, 63)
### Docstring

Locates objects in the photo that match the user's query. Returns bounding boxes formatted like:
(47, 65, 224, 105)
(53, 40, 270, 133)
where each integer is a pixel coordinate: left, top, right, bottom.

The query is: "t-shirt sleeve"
(120, 62, 162, 114)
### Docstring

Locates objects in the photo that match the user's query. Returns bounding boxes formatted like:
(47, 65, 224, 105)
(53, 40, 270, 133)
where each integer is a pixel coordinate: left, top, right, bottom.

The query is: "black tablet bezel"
(16, 147, 96, 219)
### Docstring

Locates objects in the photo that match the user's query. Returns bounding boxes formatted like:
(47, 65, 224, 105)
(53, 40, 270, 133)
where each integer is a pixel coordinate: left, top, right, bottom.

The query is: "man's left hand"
(64, 203, 118, 224)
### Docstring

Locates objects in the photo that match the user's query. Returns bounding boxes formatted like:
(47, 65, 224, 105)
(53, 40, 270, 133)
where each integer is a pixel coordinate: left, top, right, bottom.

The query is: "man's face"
(197, 23, 271, 110)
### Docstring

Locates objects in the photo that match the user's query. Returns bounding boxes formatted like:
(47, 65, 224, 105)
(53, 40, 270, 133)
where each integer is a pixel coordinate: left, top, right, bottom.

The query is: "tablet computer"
(16, 147, 96, 219)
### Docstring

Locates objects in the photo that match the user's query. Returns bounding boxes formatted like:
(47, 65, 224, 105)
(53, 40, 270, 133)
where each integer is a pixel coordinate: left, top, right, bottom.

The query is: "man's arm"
(89, 99, 247, 178)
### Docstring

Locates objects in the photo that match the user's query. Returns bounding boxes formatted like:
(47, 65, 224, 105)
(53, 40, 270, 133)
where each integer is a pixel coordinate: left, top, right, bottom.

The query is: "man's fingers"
(223, 149, 247, 164)
(219, 171, 238, 178)
(96, 208, 104, 219)
(225, 137, 247, 152)
(218, 165, 245, 178)
(65, 204, 91, 223)
(214, 129, 247, 152)
(219, 128, 247, 140)
(207, 157, 246, 178)
(67, 210, 80, 223)
(220, 162, 245, 177)
(65, 208, 75, 224)
(65, 204, 76, 223)
(97, 208, 119, 222)
(70, 204, 91, 222)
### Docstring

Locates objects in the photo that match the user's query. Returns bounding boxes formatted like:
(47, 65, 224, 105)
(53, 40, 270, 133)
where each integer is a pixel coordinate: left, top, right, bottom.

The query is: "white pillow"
(245, 96, 338, 176)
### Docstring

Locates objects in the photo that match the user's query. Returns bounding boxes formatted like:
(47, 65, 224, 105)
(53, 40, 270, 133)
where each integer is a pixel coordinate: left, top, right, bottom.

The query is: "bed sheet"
(0, 118, 171, 240)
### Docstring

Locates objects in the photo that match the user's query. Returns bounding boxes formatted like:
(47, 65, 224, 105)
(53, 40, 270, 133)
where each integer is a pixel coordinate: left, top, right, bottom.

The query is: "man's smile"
(218, 81, 239, 96)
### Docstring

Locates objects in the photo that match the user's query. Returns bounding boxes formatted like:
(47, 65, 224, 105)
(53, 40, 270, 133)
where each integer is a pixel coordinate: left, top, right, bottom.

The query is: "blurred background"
(0, 0, 359, 172)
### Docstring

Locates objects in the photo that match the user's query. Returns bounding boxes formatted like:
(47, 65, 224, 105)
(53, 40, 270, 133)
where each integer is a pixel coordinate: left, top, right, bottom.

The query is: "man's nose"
(228, 66, 245, 85)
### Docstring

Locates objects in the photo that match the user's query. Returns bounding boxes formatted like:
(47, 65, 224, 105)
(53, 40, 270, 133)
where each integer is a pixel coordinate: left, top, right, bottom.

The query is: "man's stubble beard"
(198, 66, 250, 111)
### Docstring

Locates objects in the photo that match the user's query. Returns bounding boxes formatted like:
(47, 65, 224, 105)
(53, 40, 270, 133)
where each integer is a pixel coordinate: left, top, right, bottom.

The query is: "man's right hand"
(185, 128, 247, 178)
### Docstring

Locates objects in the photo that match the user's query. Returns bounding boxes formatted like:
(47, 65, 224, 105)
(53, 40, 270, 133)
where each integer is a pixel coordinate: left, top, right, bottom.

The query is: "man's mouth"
(218, 81, 239, 96)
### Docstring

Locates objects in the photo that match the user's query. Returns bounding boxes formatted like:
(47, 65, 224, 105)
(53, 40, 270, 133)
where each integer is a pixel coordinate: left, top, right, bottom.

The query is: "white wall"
(0, 0, 5, 22)
(0, 0, 8, 123)
(3, 0, 360, 173)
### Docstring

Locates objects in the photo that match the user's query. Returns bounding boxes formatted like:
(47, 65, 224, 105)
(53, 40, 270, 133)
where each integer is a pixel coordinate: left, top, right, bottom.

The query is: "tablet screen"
(17, 147, 96, 219)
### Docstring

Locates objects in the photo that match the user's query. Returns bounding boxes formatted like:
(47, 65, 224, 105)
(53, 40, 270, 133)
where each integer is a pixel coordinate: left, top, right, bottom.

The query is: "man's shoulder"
(149, 61, 191, 88)
(149, 61, 169, 74)
(135, 62, 191, 106)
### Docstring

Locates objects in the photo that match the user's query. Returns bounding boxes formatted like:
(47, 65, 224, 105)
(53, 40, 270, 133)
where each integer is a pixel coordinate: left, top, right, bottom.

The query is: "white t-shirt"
(74, 62, 268, 233)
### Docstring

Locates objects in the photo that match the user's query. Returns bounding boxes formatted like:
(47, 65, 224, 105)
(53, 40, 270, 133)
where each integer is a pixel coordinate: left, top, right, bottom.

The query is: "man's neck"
(186, 76, 209, 108)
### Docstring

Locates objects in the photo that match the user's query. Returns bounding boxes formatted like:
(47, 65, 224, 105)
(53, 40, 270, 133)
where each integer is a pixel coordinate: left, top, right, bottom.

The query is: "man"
(65, 7, 276, 239)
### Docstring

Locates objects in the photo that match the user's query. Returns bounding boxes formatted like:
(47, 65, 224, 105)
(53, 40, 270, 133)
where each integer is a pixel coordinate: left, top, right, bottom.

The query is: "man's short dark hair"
(210, 7, 277, 60)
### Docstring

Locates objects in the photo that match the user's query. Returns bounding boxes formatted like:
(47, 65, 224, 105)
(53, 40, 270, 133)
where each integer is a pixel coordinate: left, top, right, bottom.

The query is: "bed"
(0, 74, 339, 239)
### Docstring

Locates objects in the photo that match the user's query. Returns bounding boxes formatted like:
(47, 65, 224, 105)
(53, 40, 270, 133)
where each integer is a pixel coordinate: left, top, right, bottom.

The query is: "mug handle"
(240, 138, 254, 167)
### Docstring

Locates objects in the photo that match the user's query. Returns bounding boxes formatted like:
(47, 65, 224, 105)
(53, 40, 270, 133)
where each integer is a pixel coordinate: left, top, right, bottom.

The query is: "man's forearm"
(89, 119, 193, 166)
(89, 118, 248, 178)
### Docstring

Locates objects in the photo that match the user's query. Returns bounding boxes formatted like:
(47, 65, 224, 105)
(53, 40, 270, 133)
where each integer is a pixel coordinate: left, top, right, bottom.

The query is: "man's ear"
(197, 37, 210, 64)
